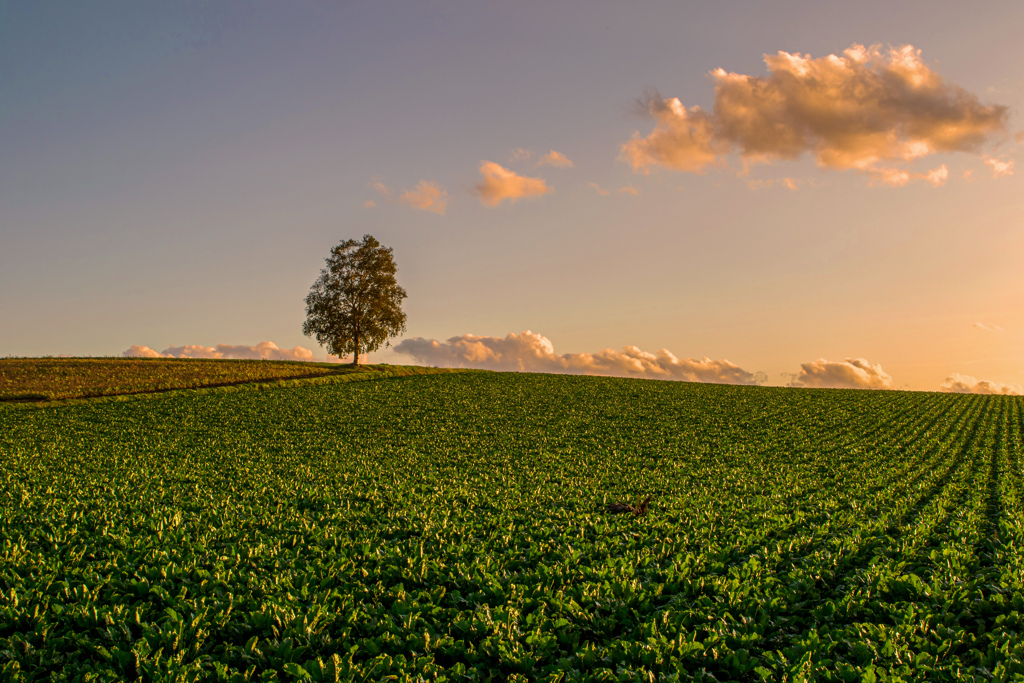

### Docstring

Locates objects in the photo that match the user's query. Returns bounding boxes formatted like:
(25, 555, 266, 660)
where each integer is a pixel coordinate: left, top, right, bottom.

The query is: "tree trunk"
(352, 330, 360, 365)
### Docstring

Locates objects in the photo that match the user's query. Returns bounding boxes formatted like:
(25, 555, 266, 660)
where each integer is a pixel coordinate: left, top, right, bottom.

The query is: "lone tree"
(303, 235, 407, 365)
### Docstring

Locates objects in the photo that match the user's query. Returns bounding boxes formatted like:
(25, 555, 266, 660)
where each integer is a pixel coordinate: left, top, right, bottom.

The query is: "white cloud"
(940, 373, 1021, 395)
(393, 330, 759, 385)
(866, 163, 950, 188)
(972, 322, 1004, 332)
(984, 156, 1015, 177)
(869, 167, 912, 187)
(122, 341, 336, 362)
(475, 161, 552, 207)
(926, 164, 949, 186)
(790, 357, 895, 390)
(622, 44, 1008, 182)
(537, 150, 574, 168)
(399, 180, 448, 215)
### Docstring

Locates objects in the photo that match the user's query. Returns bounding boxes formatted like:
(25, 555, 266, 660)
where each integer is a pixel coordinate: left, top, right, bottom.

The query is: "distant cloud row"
(391, 330, 1020, 395)
(367, 44, 1014, 215)
(123, 341, 339, 363)
(394, 330, 760, 384)
(123, 326, 1020, 394)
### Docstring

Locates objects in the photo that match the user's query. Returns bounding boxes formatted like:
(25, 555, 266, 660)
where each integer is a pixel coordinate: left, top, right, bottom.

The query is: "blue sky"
(2, 1, 1022, 391)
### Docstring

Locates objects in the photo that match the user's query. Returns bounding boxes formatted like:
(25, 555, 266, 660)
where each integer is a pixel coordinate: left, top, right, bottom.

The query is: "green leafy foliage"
(303, 235, 407, 364)
(1, 373, 1022, 681)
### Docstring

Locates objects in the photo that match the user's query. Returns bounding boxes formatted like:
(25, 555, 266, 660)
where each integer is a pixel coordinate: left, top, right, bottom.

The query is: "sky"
(2, 1, 1022, 393)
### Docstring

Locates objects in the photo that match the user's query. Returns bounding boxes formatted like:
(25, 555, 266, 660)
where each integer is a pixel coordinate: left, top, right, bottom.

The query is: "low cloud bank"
(393, 330, 759, 384)
(622, 44, 1008, 182)
(940, 373, 1021, 395)
(790, 357, 895, 390)
(123, 341, 337, 362)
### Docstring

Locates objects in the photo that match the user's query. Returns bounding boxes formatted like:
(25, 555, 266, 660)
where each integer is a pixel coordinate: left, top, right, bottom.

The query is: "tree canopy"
(302, 235, 407, 364)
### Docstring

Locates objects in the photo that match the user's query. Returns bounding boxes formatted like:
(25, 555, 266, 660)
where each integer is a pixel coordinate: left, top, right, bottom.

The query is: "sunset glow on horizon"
(3, 2, 1022, 392)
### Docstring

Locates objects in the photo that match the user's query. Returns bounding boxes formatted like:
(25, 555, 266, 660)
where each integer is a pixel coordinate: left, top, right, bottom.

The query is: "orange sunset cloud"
(623, 44, 1008, 181)
(789, 357, 895, 390)
(536, 150, 574, 168)
(475, 162, 552, 207)
(399, 180, 448, 215)
(940, 373, 1021, 395)
(367, 178, 449, 214)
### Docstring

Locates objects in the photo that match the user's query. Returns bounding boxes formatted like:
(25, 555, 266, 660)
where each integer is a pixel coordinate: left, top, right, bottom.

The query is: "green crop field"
(0, 358, 444, 402)
(1, 369, 1022, 682)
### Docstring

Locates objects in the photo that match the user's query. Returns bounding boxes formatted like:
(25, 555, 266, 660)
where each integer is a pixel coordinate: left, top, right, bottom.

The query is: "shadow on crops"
(751, 395, 989, 649)
(699, 393, 978, 580)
